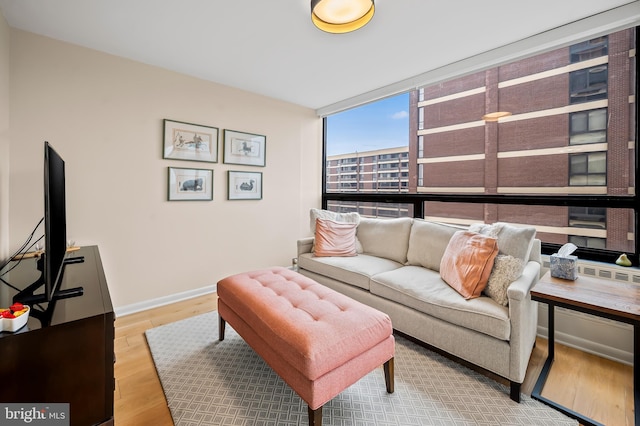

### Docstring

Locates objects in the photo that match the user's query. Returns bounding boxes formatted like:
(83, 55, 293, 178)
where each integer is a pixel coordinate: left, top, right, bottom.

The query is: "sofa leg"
(384, 357, 395, 393)
(510, 381, 521, 403)
(308, 405, 322, 426)
(218, 316, 226, 341)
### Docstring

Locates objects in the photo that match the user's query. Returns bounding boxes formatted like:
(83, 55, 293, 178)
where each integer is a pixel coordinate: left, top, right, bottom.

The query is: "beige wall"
(0, 13, 9, 265)
(8, 29, 322, 309)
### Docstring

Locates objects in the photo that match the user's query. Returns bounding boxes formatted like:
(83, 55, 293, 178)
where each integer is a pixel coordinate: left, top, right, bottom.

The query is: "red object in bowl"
(9, 302, 24, 313)
(1, 310, 16, 319)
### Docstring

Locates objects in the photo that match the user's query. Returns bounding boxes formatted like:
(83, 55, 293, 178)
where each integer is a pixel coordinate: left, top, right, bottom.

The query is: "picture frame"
(223, 129, 266, 167)
(163, 119, 218, 163)
(227, 171, 262, 200)
(168, 167, 213, 201)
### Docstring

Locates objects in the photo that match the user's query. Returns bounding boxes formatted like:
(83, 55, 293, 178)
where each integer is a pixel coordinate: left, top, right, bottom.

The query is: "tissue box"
(550, 254, 578, 280)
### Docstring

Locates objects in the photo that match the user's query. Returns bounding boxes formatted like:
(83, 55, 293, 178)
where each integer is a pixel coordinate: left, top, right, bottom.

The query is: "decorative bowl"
(1, 305, 30, 332)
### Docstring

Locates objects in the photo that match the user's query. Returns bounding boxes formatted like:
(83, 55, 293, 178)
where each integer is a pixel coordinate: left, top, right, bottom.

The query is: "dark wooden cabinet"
(0, 246, 114, 426)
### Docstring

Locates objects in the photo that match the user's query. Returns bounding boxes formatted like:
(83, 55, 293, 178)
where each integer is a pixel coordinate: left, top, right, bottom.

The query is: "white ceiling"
(0, 0, 638, 112)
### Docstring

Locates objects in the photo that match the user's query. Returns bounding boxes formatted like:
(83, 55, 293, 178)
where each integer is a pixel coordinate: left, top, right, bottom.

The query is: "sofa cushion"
(469, 222, 536, 276)
(440, 231, 499, 299)
(313, 218, 357, 257)
(406, 220, 461, 271)
(310, 208, 363, 252)
(297, 252, 402, 291)
(370, 266, 511, 341)
(357, 217, 413, 264)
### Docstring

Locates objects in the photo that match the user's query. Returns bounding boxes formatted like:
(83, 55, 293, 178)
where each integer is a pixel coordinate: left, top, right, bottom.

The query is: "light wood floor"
(113, 293, 634, 426)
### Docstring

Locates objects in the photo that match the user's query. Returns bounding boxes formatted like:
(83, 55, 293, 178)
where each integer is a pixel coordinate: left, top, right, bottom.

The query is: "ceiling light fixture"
(311, 0, 375, 34)
(482, 111, 512, 122)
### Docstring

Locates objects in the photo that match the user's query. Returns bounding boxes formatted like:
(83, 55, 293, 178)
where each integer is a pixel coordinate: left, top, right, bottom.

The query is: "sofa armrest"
(297, 237, 314, 256)
(528, 239, 542, 265)
(507, 261, 541, 302)
(507, 260, 541, 383)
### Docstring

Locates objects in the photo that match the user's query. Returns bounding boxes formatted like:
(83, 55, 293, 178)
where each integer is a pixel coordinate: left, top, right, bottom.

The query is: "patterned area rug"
(145, 311, 576, 426)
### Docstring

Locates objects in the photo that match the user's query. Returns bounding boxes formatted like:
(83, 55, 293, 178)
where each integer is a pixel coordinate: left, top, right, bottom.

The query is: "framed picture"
(227, 171, 262, 200)
(168, 167, 213, 201)
(223, 129, 266, 167)
(163, 119, 218, 163)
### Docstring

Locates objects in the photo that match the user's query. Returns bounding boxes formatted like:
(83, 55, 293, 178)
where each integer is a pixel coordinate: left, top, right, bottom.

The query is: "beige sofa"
(296, 214, 541, 402)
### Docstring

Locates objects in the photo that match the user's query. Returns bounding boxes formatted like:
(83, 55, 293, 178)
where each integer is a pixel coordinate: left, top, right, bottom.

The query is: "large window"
(323, 28, 638, 264)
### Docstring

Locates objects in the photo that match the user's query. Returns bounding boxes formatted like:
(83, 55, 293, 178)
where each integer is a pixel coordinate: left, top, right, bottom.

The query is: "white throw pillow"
(469, 222, 535, 276)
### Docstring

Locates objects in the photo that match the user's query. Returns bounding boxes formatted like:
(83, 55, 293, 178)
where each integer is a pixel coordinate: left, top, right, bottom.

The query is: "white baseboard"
(537, 325, 633, 365)
(536, 305, 633, 365)
(114, 284, 217, 318)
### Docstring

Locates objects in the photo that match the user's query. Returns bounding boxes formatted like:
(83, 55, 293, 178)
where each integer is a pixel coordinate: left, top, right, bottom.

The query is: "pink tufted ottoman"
(217, 266, 395, 426)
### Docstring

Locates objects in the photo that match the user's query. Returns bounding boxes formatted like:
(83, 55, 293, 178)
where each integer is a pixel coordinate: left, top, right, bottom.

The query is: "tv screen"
(43, 141, 67, 302)
(10, 142, 83, 325)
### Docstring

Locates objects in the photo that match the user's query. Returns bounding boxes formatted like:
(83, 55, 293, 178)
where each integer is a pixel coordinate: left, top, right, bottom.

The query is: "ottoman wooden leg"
(384, 357, 395, 393)
(219, 316, 226, 341)
(308, 406, 322, 426)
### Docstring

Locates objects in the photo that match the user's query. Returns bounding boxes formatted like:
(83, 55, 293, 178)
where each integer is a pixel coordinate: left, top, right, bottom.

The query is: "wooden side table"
(530, 271, 639, 426)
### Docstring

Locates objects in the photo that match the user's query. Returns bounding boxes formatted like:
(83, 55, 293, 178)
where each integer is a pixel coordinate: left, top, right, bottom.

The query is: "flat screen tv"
(13, 142, 83, 325)
(43, 141, 68, 302)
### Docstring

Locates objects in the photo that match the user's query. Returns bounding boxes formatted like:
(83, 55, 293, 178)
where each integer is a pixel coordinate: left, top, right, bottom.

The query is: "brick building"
(411, 29, 635, 253)
(326, 147, 411, 217)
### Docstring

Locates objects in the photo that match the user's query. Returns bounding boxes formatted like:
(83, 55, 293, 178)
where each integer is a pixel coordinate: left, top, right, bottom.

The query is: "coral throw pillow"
(313, 218, 358, 257)
(440, 231, 499, 299)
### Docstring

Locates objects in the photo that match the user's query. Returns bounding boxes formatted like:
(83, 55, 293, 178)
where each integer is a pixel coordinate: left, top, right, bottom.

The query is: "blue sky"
(325, 93, 409, 156)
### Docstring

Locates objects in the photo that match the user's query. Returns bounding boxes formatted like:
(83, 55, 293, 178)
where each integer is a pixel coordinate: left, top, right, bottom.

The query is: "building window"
(418, 107, 424, 130)
(379, 154, 398, 161)
(569, 206, 606, 229)
(570, 36, 608, 63)
(569, 152, 606, 186)
(570, 65, 608, 104)
(570, 108, 607, 145)
(569, 235, 606, 249)
(339, 182, 357, 190)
